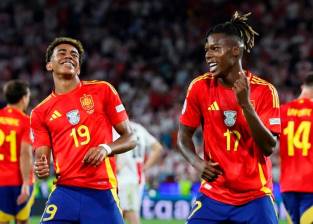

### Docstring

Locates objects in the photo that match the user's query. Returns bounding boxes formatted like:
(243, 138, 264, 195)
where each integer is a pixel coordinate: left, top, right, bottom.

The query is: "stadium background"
(0, 0, 312, 223)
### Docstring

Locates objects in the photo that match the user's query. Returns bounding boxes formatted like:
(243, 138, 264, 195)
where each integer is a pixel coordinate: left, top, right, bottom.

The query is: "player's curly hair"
(206, 11, 259, 53)
(46, 37, 84, 65)
(3, 80, 29, 104)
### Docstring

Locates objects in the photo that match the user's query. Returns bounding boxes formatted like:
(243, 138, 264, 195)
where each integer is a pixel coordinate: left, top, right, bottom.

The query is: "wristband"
(99, 144, 112, 155)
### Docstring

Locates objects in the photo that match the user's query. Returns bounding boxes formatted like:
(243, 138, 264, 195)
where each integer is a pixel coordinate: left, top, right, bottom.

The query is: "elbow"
(262, 138, 277, 157)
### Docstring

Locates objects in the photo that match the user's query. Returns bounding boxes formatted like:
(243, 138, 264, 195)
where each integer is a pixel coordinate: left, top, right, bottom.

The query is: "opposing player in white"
(115, 121, 163, 224)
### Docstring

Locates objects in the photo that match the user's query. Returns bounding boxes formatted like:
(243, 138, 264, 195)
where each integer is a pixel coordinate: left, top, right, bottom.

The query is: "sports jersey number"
(283, 121, 311, 156)
(0, 129, 17, 161)
(223, 129, 241, 151)
(42, 204, 58, 222)
(70, 125, 91, 148)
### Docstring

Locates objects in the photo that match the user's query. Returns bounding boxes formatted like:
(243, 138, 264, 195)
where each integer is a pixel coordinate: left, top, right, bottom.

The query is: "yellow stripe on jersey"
(300, 206, 313, 224)
(16, 186, 35, 220)
(251, 77, 279, 108)
(110, 188, 123, 214)
(83, 80, 118, 95)
(258, 163, 272, 194)
(187, 74, 212, 97)
(104, 157, 117, 188)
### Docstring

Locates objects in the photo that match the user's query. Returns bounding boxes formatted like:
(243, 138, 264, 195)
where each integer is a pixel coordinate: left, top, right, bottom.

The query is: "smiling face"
(205, 33, 241, 78)
(46, 43, 81, 79)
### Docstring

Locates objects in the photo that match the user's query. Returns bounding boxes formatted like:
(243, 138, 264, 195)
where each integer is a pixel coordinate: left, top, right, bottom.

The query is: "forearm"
(109, 132, 137, 155)
(177, 129, 203, 169)
(20, 142, 32, 185)
(143, 142, 163, 170)
(242, 103, 276, 156)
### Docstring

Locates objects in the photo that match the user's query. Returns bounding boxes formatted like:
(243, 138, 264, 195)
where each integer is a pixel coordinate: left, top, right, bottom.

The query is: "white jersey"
(115, 121, 158, 185)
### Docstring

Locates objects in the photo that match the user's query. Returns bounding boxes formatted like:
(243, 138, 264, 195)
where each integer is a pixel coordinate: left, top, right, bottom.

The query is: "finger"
(17, 194, 27, 205)
(41, 154, 47, 162)
(83, 150, 93, 163)
(94, 153, 106, 167)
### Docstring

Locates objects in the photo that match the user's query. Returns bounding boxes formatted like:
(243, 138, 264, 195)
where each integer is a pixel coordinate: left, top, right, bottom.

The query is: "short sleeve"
(256, 85, 281, 134)
(21, 116, 31, 144)
(30, 109, 51, 149)
(103, 83, 128, 125)
(179, 82, 201, 128)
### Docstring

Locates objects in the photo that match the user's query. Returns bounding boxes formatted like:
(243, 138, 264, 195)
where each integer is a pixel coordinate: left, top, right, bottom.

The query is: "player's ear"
(232, 46, 240, 57)
(46, 62, 53, 72)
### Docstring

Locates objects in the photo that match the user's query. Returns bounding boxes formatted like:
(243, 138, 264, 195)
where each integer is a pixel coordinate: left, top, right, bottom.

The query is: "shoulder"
(32, 94, 54, 112)
(82, 80, 118, 94)
(187, 73, 213, 95)
(250, 74, 278, 92)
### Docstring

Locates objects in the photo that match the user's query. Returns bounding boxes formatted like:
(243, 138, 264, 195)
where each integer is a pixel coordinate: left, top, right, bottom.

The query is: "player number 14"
(283, 121, 311, 156)
(70, 125, 91, 148)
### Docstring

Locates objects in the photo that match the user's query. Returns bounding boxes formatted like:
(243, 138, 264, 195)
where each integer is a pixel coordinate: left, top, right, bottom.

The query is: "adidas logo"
(208, 101, 219, 111)
(49, 110, 62, 121)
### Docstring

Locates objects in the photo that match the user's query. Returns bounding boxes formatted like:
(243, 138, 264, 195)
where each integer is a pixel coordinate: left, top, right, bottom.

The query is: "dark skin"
(177, 33, 277, 182)
(34, 43, 137, 179)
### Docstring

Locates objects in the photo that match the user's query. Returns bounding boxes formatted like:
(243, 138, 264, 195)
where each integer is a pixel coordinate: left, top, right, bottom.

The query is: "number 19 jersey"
(280, 98, 313, 192)
(180, 71, 281, 205)
(30, 81, 128, 190)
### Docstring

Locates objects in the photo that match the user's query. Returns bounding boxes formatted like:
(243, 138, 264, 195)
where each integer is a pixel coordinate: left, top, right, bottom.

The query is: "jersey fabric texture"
(0, 106, 33, 186)
(280, 98, 313, 193)
(31, 81, 128, 190)
(180, 71, 281, 205)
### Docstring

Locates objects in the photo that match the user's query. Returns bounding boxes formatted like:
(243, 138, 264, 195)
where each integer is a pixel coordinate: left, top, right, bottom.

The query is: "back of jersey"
(116, 121, 157, 185)
(0, 106, 30, 186)
(280, 98, 313, 192)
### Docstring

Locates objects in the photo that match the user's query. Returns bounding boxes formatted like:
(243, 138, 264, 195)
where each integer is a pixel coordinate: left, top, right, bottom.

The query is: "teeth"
(209, 63, 217, 67)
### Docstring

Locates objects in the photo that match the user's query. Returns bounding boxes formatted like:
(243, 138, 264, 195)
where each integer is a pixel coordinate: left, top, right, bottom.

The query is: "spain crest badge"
(80, 94, 94, 114)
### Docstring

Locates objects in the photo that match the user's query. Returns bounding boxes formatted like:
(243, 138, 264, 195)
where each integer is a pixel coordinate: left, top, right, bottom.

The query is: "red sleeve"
(103, 83, 128, 125)
(30, 109, 51, 149)
(21, 116, 31, 144)
(179, 81, 201, 128)
(256, 85, 281, 134)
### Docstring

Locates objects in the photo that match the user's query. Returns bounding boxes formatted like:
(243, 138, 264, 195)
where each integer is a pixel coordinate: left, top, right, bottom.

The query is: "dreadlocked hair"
(206, 11, 259, 53)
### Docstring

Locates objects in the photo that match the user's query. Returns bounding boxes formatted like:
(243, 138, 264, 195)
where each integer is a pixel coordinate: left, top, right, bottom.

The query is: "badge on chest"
(66, 110, 80, 125)
(223, 110, 237, 127)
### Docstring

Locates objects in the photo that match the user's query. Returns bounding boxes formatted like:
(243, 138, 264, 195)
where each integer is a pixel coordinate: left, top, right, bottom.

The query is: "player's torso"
(196, 76, 273, 204)
(0, 107, 28, 185)
(117, 123, 147, 185)
(35, 83, 116, 189)
(280, 98, 313, 192)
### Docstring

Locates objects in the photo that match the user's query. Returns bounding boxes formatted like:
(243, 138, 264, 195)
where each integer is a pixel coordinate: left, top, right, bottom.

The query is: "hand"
(34, 155, 50, 179)
(195, 160, 223, 182)
(83, 146, 108, 167)
(17, 183, 30, 205)
(232, 71, 250, 108)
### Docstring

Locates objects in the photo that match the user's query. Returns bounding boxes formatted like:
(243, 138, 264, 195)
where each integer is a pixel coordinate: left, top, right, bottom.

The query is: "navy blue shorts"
(0, 185, 35, 222)
(40, 185, 124, 224)
(282, 192, 313, 224)
(187, 193, 278, 224)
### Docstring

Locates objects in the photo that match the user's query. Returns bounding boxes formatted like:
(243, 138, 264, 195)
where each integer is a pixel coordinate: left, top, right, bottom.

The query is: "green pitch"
(29, 217, 287, 224)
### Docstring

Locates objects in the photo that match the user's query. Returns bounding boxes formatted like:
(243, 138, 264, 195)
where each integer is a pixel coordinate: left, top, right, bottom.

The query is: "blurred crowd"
(1, 0, 313, 197)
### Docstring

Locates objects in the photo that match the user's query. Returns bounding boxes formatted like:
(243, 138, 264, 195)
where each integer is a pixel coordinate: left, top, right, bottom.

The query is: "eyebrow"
(57, 48, 79, 55)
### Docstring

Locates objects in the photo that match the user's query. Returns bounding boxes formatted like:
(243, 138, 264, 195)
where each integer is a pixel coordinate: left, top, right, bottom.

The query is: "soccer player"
(0, 80, 34, 224)
(280, 73, 313, 224)
(31, 37, 137, 224)
(177, 11, 281, 224)
(116, 121, 163, 224)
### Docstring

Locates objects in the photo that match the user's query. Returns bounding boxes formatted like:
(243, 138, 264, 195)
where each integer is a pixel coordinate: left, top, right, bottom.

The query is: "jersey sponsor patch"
(269, 118, 280, 125)
(115, 104, 125, 113)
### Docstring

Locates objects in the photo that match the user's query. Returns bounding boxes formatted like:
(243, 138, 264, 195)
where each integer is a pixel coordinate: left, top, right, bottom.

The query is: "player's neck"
(53, 76, 81, 95)
(7, 103, 24, 113)
(298, 88, 313, 100)
(219, 66, 244, 88)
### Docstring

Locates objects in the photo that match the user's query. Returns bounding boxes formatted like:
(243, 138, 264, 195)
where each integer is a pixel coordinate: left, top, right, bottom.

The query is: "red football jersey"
(0, 106, 33, 186)
(280, 98, 313, 192)
(31, 81, 128, 190)
(180, 71, 281, 205)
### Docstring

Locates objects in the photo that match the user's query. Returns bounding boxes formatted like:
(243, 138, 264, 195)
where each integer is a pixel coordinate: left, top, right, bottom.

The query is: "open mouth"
(208, 62, 217, 72)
